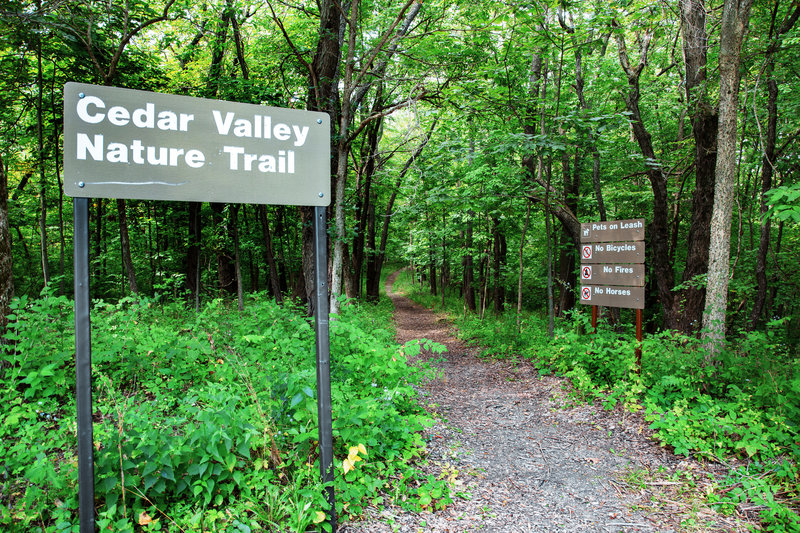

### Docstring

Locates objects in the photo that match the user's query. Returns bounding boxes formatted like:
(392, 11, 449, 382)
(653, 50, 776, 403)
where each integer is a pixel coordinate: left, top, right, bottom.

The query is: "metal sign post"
(65, 83, 334, 530)
(73, 197, 94, 533)
(313, 206, 336, 528)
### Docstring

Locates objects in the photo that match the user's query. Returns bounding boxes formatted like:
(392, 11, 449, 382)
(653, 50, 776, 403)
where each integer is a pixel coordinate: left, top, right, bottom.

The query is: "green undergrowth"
(0, 288, 452, 531)
(394, 270, 800, 530)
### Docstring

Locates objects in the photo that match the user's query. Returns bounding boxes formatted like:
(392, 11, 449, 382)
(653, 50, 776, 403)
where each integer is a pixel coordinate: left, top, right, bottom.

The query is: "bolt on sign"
(64, 82, 330, 205)
(579, 219, 645, 310)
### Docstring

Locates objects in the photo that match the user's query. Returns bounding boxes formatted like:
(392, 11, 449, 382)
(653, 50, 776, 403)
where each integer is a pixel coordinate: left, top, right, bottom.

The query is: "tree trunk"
(0, 154, 13, 336)
(211, 203, 236, 295)
(545, 156, 555, 337)
(463, 213, 476, 313)
(517, 199, 532, 330)
(492, 218, 506, 314)
(232, 205, 244, 311)
(749, 2, 800, 329)
(677, 0, 719, 334)
(117, 199, 138, 295)
(702, 0, 753, 359)
(614, 26, 677, 329)
(36, 22, 50, 287)
(186, 202, 202, 308)
(305, 0, 343, 314)
(258, 205, 283, 304)
(349, 111, 382, 299)
(94, 198, 104, 280)
(365, 194, 380, 302)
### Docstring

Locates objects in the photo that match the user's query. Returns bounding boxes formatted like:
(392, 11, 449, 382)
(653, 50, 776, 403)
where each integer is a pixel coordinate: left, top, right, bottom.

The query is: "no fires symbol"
(582, 245, 592, 260)
(581, 287, 592, 301)
(581, 266, 592, 280)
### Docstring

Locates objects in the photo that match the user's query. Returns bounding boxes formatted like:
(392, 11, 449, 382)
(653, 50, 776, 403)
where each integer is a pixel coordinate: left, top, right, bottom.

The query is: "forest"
(1, 0, 799, 530)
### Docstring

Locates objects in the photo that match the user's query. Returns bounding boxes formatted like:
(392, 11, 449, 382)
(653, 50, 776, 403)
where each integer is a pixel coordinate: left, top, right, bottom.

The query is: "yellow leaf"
(348, 446, 359, 459)
(313, 511, 326, 524)
(357, 443, 367, 456)
(138, 511, 152, 525)
(343, 458, 353, 474)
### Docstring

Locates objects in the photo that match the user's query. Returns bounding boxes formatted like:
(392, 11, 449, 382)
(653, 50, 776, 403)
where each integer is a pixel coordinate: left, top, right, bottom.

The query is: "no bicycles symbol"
(581, 287, 592, 301)
(582, 245, 592, 260)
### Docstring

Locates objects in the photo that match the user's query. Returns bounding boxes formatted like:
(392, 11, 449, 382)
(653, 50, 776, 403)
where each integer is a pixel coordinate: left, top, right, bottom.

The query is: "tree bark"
(677, 0, 719, 334)
(614, 25, 677, 329)
(749, 2, 800, 329)
(492, 218, 506, 314)
(517, 199, 532, 330)
(462, 215, 476, 313)
(258, 205, 283, 304)
(117, 199, 138, 295)
(232, 205, 244, 311)
(0, 154, 13, 336)
(211, 203, 236, 295)
(36, 13, 50, 287)
(303, 0, 343, 313)
(702, 0, 753, 359)
(186, 202, 202, 309)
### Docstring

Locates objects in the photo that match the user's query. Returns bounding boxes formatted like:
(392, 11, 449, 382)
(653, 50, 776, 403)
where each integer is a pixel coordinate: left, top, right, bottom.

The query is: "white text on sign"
(74, 95, 309, 175)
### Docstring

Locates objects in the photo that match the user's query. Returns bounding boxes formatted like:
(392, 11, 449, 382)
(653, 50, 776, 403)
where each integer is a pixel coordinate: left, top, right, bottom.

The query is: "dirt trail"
(340, 272, 728, 532)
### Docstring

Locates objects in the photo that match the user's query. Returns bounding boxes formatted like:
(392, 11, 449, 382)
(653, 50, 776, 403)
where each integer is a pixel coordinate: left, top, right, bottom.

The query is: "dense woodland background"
(1, 0, 799, 346)
(2, 0, 800, 529)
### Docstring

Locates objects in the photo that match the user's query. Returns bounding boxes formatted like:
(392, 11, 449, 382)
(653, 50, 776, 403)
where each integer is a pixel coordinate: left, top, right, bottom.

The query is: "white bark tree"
(702, 0, 754, 361)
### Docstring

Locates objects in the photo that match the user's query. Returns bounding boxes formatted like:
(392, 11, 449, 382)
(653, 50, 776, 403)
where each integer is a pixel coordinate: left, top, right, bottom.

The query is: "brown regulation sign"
(579, 218, 645, 310)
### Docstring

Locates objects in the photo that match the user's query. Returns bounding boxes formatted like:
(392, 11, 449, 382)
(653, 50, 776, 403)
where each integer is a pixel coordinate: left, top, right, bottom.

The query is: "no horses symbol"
(581, 286, 592, 301)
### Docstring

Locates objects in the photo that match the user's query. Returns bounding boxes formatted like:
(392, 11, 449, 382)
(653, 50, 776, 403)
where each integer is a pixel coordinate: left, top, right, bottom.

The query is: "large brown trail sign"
(64, 83, 336, 532)
(578, 219, 645, 310)
(578, 219, 646, 371)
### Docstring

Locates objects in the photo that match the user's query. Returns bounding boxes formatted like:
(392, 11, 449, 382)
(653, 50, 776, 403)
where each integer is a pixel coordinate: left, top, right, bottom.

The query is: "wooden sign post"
(578, 219, 645, 372)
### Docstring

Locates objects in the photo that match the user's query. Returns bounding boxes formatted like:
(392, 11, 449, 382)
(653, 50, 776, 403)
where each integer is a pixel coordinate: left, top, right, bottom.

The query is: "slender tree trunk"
(305, 0, 343, 313)
(749, 2, 800, 328)
(615, 26, 677, 329)
(677, 0, 719, 334)
(187, 202, 202, 306)
(95, 198, 104, 279)
(349, 114, 381, 299)
(517, 199, 532, 331)
(462, 220, 476, 312)
(232, 205, 244, 311)
(211, 203, 236, 294)
(36, 19, 50, 287)
(364, 193, 379, 302)
(51, 86, 66, 291)
(545, 156, 555, 337)
(702, 0, 753, 359)
(258, 206, 283, 303)
(117, 199, 138, 295)
(441, 210, 447, 308)
(492, 218, 506, 315)
(0, 155, 13, 335)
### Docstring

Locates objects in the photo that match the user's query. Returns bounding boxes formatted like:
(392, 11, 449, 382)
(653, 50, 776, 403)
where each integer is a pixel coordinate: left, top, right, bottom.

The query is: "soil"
(339, 271, 754, 532)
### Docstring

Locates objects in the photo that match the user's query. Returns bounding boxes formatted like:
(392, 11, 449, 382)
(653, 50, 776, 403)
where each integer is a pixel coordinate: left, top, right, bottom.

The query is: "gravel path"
(340, 272, 747, 532)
